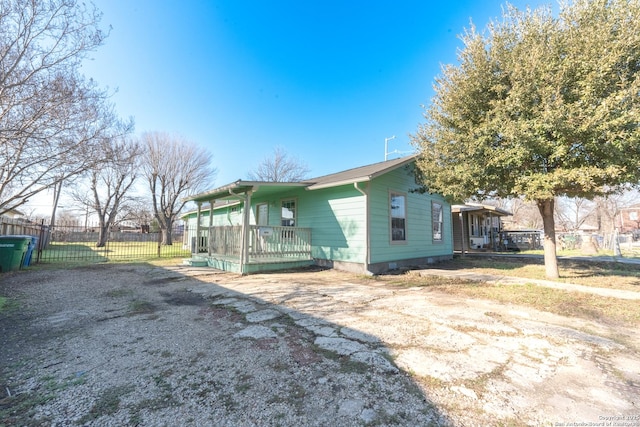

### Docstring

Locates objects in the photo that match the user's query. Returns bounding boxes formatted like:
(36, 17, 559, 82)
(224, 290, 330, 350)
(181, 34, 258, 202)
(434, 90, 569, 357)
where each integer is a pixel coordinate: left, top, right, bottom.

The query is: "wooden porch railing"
(204, 225, 311, 262)
(248, 225, 311, 260)
(207, 226, 241, 256)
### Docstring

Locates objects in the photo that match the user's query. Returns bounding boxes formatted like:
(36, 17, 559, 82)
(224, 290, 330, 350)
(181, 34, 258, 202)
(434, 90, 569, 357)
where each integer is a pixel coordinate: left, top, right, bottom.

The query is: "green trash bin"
(0, 236, 31, 273)
(12, 235, 37, 267)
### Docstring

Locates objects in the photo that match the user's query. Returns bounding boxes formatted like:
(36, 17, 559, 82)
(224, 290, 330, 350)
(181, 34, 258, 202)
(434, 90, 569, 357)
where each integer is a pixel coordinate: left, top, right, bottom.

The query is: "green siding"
(251, 187, 367, 263)
(299, 186, 366, 263)
(183, 160, 453, 272)
(368, 166, 453, 264)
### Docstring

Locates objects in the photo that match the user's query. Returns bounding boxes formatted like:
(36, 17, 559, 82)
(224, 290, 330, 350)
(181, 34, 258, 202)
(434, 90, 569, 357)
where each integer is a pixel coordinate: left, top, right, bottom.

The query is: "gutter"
(354, 182, 372, 275)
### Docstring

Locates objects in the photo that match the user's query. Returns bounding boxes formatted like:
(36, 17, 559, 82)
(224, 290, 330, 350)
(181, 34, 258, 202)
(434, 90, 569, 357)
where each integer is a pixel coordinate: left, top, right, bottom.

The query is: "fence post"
(157, 229, 162, 258)
(36, 219, 46, 263)
(613, 229, 622, 257)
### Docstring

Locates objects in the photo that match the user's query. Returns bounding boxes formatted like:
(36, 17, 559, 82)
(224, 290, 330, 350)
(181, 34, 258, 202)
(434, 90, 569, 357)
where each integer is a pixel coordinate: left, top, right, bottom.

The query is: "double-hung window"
(281, 199, 296, 227)
(281, 199, 296, 239)
(432, 201, 443, 242)
(390, 192, 406, 242)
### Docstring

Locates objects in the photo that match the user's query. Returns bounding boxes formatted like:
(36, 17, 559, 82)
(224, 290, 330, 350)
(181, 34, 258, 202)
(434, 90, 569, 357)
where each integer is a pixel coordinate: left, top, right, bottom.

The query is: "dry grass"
(380, 256, 640, 327)
(440, 256, 640, 291)
(436, 282, 640, 326)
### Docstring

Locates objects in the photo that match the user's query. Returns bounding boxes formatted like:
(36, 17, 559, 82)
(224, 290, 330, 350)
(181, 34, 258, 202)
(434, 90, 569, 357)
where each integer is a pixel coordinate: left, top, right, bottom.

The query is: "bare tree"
(0, 0, 127, 217)
(500, 198, 542, 230)
(248, 147, 310, 182)
(140, 132, 217, 245)
(555, 197, 596, 232)
(594, 190, 640, 237)
(120, 200, 154, 232)
(71, 137, 141, 246)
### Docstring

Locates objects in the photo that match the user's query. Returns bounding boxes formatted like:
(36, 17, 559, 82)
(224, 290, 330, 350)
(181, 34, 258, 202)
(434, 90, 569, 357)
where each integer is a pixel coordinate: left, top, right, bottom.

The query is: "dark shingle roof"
(187, 154, 418, 202)
(305, 155, 417, 190)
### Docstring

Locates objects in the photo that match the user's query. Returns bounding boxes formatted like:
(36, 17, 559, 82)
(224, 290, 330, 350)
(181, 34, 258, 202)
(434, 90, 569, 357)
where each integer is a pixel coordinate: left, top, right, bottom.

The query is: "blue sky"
(83, 0, 548, 187)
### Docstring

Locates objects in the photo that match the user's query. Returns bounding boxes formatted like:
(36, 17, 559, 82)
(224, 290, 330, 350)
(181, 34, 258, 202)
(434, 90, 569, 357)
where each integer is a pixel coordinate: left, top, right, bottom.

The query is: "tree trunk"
(161, 217, 173, 245)
(96, 220, 109, 247)
(161, 227, 173, 245)
(50, 180, 63, 229)
(536, 199, 559, 279)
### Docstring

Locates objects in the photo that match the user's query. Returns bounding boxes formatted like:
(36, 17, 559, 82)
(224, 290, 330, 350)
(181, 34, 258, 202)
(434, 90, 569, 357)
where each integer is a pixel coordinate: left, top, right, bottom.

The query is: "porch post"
(196, 201, 202, 253)
(459, 212, 467, 256)
(238, 191, 252, 274)
(208, 199, 215, 255)
(489, 213, 495, 250)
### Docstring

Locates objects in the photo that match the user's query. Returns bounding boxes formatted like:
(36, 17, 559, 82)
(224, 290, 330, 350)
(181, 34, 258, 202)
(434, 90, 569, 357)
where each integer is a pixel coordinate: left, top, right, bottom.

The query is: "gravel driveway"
(1, 263, 639, 426)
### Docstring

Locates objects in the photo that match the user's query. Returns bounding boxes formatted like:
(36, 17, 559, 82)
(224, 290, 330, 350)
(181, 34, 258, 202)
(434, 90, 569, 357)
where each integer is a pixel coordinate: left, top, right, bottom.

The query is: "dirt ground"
(1, 263, 639, 426)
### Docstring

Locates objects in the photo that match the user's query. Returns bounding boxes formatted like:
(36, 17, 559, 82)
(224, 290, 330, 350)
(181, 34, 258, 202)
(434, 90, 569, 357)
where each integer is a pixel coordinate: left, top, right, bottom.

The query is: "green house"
(183, 155, 453, 274)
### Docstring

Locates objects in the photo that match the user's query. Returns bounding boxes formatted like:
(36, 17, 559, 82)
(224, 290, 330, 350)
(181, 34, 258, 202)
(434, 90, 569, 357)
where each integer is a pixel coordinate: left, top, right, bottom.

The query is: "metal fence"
(558, 232, 637, 252)
(0, 218, 190, 264)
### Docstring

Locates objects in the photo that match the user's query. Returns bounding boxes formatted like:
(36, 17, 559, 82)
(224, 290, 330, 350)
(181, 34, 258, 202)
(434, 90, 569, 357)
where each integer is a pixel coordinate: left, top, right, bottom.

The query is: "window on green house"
(470, 214, 479, 236)
(432, 201, 443, 242)
(390, 192, 406, 242)
(281, 199, 296, 227)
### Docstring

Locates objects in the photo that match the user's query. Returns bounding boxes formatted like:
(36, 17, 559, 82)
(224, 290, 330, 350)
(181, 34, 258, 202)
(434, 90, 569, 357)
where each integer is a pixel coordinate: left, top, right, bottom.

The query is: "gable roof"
(187, 155, 418, 203)
(305, 155, 417, 190)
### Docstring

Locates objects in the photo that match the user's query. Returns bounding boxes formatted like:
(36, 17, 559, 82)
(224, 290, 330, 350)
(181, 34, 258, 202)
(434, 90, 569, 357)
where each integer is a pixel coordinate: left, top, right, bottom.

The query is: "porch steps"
(182, 257, 209, 267)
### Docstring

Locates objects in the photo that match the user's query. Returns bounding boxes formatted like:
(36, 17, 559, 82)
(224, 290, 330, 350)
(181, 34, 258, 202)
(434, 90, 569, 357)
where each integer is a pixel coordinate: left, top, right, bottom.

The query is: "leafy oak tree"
(412, 0, 640, 278)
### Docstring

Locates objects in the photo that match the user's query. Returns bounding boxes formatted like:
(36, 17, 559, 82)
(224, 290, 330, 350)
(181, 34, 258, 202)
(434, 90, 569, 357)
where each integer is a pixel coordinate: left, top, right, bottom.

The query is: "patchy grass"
(39, 241, 190, 264)
(127, 300, 157, 315)
(378, 257, 640, 327)
(78, 385, 134, 424)
(447, 283, 640, 326)
(0, 375, 87, 424)
(391, 275, 640, 327)
(437, 256, 640, 291)
(103, 288, 134, 298)
(24, 258, 178, 272)
(0, 296, 19, 314)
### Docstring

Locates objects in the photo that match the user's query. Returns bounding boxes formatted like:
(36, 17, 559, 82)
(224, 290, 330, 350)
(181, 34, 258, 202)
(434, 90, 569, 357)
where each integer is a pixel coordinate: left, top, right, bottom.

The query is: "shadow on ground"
(0, 263, 449, 426)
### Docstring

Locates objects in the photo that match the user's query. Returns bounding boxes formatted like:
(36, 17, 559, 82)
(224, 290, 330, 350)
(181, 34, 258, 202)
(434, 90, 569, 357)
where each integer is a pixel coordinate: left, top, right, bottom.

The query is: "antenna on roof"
(384, 136, 413, 160)
(384, 135, 396, 161)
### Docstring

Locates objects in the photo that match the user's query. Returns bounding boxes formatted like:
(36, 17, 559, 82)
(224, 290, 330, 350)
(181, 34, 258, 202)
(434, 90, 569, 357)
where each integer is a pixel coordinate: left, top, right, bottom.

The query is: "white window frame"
(470, 214, 480, 236)
(281, 198, 297, 227)
(432, 201, 443, 243)
(256, 203, 268, 226)
(390, 191, 407, 243)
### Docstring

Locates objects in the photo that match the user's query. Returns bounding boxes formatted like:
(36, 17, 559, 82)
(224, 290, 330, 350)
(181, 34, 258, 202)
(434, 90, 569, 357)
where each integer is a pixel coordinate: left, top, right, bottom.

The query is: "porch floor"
(184, 253, 314, 274)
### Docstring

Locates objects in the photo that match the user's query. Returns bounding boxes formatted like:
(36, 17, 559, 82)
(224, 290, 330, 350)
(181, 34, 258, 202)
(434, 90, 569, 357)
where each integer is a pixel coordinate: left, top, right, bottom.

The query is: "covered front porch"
(183, 181, 314, 274)
(187, 224, 313, 274)
(452, 203, 511, 253)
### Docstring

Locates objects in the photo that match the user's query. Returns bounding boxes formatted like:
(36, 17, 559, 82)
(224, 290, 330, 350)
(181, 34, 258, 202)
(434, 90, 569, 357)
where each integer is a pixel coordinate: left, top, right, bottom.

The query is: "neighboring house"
(183, 155, 453, 274)
(1, 208, 41, 236)
(1, 208, 25, 220)
(451, 204, 511, 252)
(620, 204, 640, 235)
